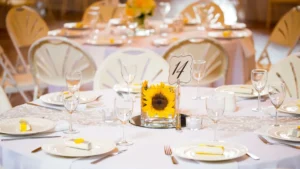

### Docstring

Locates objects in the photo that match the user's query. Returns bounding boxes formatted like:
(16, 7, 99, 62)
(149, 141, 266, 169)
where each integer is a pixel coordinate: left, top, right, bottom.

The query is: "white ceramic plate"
(63, 22, 90, 30)
(174, 142, 247, 161)
(42, 139, 116, 157)
(85, 39, 124, 46)
(267, 125, 300, 142)
(208, 31, 249, 39)
(40, 91, 100, 106)
(153, 38, 170, 46)
(0, 117, 55, 135)
(279, 101, 300, 115)
(48, 29, 89, 38)
(209, 23, 246, 30)
(113, 83, 141, 94)
(185, 19, 198, 26)
(215, 85, 268, 98)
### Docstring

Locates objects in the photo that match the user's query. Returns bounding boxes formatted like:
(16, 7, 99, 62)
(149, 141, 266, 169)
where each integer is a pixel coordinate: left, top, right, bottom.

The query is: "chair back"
(93, 48, 169, 90)
(163, 37, 228, 85)
(268, 52, 300, 99)
(0, 86, 12, 114)
(28, 37, 97, 87)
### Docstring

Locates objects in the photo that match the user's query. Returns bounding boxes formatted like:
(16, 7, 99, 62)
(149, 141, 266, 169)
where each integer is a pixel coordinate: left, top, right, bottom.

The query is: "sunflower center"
(152, 93, 168, 110)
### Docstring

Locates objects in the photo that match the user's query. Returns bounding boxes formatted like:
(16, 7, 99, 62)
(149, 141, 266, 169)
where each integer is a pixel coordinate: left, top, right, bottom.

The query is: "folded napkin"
(239, 37, 255, 58)
(194, 144, 224, 155)
(65, 138, 91, 150)
(230, 87, 253, 95)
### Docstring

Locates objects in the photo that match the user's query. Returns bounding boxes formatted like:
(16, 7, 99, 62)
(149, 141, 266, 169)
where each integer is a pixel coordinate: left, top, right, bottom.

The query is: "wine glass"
(115, 96, 134, 146)
(159, 2, 171, 24)
(268, 83, 286, 127)
(251, 69, 268, 112)
(193, 4, 209, 30)
(127, 17, 138, 44)
(63, 91, 80, 134)
(65, 71, 82, 94)
(192, 60, 206, 100)
(206, 94, 225, 142)
(121, 63, 137, 100)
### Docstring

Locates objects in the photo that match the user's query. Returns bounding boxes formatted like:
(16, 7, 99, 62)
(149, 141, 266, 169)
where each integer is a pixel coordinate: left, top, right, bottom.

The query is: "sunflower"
(142, 83, 175, 118)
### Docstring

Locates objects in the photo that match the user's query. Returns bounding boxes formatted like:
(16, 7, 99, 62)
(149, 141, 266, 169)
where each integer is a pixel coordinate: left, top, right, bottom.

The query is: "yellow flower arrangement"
(126, 0, 156, 26)
(141, 81, 175, 118)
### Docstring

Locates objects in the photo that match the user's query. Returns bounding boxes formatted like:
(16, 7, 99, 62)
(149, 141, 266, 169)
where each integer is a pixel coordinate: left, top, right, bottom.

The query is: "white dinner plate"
(0, 117, 55, 135)
(267, 125, 300, 142)
(152, 38, 170, 46)
(42, 139, 116, 157)
(174, 141, 248, 161)
(48, 29, 89, 38)
(209, 23, 246, 30)
(215, 85, 268, 98)
(113, 83, 141, 94)
(208, 31, 249, 40)
(63, 22, 90, 30)
(278, 101, 300, 115)
(40, 91, 100, 106)
(85, 39, 124, 46)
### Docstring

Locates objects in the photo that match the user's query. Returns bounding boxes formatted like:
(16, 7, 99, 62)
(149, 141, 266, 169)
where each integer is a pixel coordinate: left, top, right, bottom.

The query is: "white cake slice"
(65, 138, 92, 150)
(194, 144, 224, 155)
(288, 127, 300, 138)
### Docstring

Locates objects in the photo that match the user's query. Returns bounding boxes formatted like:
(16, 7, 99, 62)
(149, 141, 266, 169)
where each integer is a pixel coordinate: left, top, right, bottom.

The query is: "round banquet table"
(1, 87, 300, 169)
(51, 21, 256, 85)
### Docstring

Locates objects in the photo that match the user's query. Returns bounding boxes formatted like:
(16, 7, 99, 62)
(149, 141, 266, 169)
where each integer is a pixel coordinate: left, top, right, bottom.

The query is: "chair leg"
(33, 85, 39, 100)
(266, 0, 272, 29)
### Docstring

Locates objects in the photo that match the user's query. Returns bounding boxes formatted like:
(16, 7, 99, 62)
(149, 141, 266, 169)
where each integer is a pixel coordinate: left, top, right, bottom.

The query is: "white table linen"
(1, 87, 300, 169)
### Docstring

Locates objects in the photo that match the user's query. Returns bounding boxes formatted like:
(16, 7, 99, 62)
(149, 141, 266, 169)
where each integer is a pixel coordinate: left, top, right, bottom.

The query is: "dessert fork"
(164, 145, 178, 164)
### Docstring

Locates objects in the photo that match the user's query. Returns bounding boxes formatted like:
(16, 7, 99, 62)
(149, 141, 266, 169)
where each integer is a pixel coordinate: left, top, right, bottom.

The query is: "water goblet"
(121, 63, 137, 100)
(65, 71, 82, 94)
(192, 60, 206, 100)
(268, 83, 286, 127)
(127, 17, 138, 44)
(206, 94, 225, 142)
(115, 96, 134, 146)
(159, 2, 171, 24)
(63, 92, 80, 134)
(251, 69, 268, 112)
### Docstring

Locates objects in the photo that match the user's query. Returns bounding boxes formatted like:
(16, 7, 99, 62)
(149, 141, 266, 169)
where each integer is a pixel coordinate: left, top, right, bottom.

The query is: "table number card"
(168, 55, 193, 85)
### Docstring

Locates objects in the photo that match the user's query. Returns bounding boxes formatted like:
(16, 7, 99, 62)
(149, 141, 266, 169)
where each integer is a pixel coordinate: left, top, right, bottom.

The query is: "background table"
(1, 87, 300, 169)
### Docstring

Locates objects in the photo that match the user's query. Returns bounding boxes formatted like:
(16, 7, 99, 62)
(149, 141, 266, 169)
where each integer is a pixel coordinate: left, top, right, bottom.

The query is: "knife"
(1, 135, 61, 141)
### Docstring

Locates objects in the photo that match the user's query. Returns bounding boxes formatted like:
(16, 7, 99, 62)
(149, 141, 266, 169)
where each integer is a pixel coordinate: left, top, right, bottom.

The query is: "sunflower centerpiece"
(126, 0, 156, 28)
(141, 81, 176, 128)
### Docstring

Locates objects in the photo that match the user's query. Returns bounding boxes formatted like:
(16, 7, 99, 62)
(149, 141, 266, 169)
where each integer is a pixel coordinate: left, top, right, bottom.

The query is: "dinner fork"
(164, 145, 178, 164)
(258, 135, 300, 149)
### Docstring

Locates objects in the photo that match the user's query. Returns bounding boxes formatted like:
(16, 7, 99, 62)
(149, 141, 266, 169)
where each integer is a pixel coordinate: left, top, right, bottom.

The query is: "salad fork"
(258, 135, 300, 149)
(164, 145, 178, 164)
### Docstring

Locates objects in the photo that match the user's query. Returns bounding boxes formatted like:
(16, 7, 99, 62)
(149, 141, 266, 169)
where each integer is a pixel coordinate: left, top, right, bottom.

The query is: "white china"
(0, 117, 55, 135)
(174, 142, 248, 161)
(267, 126, 300, 142)
(208, 31, 249, 39)
(42, 139, 116, 157)
(63, 22, 90, 30)
(209, 23, 246, 30)
(85, 39, 124, 46)
(279, 101, 300, 115)
(215, 85, 268, 98)
(48, 29, 89, 38)
(113, 83, 141, 94)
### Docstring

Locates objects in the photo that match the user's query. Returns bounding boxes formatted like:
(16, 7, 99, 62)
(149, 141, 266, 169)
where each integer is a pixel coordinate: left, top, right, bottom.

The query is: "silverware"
(246, 152, 260, 160)
(31, 146, 42, 153)
(1, 135, 61, 141)
(258, 135, 300, 149)
(26, 102, 62, 111)
(164, 145, 178, 165)
(91, 149, 127, 164)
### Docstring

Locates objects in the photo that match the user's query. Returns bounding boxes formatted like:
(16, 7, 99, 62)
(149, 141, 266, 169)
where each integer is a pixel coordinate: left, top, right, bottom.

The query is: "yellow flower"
(126, 0, 156, 17)
(142, 83, 175, 118)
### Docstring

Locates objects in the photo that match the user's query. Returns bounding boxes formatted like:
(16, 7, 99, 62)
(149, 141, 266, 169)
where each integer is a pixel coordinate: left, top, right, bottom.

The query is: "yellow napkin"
(195, 144, 224, 155)
(19, 119, 31, 132)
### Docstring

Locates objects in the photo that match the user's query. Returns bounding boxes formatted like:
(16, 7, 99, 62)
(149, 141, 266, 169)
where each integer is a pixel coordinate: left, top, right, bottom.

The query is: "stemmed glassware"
(159, 2, 171, 24)
(66, 71, 82, 94)
(127, 17, 138, 44)
(251, 69, 268, 112)
(121, 63, 137, 100)
(206, 94, 225, 142)
(115, 96, 134, 146)
(192, 60, 206, 100)
(193, 3, 209, 30)
(63, 91, 80, 134)
(268, 83, 286, 127)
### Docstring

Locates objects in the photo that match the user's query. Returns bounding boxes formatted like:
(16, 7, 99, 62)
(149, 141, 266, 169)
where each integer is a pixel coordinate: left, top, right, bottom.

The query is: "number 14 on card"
(168, 55, 193, 85)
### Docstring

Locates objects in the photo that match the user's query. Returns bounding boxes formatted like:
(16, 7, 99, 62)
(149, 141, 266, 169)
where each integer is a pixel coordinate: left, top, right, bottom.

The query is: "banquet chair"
(6, 6, 49, 73)
(93, 48, 169, 90)
(180, 1, 225, 25)
(258, 6, 300, 68)
(163, 37, 228, 86)
(268, 52, 300, 99)
(0, 86, 12, 114)
(0, 45, 40, 102)
(82, 1, 125, 24)
(28, 37, 97, 99)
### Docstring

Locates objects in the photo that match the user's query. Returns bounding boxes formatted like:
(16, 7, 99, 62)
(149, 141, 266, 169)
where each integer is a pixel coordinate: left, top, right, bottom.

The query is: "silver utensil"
(1, 135, 61, 141)
(164, 145, 178, 165)
(26, 102, 62, 111)
(91, 149, 127, 164)
(258, 135, 300, 149)
(246, 152, 260, 160)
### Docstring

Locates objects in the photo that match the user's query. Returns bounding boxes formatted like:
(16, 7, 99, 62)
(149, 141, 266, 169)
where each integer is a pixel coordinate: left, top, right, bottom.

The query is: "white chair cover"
(93, 48, 169, 90)
(163, 37, 228, 86)
(268, 52, 300, 99)
(0, 86, 12, 114)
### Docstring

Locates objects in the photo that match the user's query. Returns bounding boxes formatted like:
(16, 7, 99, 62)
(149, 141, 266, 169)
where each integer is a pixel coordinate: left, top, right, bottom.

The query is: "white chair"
(28, 37, 97, 99)
(0, 86, 12, 114)
(0, 45, 39, 102)
(6, 6, 49, 73)
(180, 1, 225, 25)
(93, 48, 169, 90)
(268, 52, 300, 98)
(163, 37, 229, 85)
(258, 6, 300, 67)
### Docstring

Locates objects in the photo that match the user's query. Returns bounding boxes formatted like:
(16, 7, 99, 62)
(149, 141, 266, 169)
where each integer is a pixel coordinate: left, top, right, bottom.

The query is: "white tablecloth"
(1, 87, 300, 169)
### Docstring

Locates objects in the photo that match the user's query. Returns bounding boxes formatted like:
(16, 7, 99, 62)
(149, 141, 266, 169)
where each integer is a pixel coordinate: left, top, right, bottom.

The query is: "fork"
(258, 135, 300, 149)
(164, 145, 178, 164)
